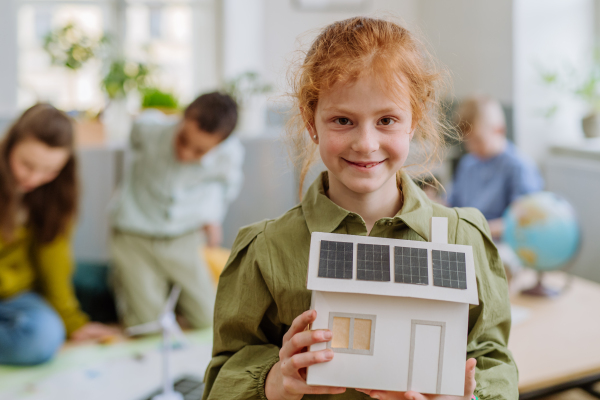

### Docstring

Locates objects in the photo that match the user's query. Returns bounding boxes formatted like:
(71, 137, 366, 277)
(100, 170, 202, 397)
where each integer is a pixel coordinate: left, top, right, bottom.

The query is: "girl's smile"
(343, 158, 386, 170)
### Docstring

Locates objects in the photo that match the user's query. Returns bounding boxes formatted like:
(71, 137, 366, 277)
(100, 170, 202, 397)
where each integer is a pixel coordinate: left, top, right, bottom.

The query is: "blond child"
(448, 96, 543, 239)
(203, 19, 517, 400)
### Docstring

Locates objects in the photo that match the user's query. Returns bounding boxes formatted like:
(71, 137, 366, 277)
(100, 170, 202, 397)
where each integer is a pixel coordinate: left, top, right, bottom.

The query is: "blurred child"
(0, 104, 117, 366)
(448, 96, 544, 240)
(110, 92, 244, 330)
(203, 18, 517, 400)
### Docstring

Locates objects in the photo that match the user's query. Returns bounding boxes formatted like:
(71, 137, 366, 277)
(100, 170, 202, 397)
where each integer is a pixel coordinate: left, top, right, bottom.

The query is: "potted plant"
(141, 87, 180, 114)
(43, 22, 107, 110)
(100, 60, 151, 143)
(540, 53, 600, 138)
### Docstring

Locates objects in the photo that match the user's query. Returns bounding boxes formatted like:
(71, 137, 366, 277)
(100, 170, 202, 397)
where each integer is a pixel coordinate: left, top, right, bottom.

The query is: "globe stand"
(521, 270, 575, 298)
(521, 272, 560, 297)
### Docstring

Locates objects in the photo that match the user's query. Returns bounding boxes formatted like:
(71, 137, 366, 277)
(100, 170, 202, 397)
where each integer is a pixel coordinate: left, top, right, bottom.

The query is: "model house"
(306, 218, 479, 396)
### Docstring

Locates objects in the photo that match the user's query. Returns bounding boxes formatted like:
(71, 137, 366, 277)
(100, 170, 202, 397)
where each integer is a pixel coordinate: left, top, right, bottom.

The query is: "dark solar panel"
(432, 250, 467, 289)
(318, 240, 353, 279)
(357, 243, 391, 281)
(394, 247, 428, 285)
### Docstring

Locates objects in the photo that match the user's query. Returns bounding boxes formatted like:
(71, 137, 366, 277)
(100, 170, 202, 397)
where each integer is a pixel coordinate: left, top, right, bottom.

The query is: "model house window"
(318, 240, 353, 279)
(394, 246, 429, 285)
(357, 243, 390, 281)
(328, 312, 376, 355)
(432, 250, 467, 289)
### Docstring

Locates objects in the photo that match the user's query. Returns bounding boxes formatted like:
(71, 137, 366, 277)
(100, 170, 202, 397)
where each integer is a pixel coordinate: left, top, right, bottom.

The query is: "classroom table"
(508, 270, 600, 399)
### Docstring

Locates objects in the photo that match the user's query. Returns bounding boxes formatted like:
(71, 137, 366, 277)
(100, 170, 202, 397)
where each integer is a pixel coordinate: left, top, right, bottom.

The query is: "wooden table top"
(508, 270, 600, 393)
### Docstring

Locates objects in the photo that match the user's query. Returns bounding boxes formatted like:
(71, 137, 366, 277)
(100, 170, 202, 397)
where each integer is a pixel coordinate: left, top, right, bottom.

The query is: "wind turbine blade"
(126, 321, 161, 336)
(163, 284, 182, 314)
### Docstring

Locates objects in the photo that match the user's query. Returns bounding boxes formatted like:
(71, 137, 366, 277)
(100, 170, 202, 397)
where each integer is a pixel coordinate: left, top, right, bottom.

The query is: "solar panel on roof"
(394, 246, 428, 285)
(357, 243, 390, 281)
(318, 240, 353, 279)
(432, 250, 467, 289)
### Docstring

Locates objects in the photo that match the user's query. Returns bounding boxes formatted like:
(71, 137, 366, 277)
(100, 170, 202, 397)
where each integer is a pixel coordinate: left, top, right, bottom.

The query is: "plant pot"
(237, 94, 267, 138)
(582, 113, 600, 138)
(101, 98, 132, 144)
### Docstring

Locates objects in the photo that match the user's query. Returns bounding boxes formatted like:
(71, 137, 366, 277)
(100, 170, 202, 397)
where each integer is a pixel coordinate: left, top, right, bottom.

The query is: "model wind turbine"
(127, 285, 188, 400)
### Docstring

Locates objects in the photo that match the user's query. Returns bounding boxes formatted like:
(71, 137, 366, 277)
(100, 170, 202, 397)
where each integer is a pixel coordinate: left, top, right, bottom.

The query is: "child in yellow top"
(204, 17, 517, 400)
(0, 104, 117, 365)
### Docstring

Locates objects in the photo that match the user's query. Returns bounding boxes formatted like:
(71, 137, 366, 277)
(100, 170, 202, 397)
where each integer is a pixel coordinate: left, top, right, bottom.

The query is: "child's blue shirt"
(448, 142, 543, 220)
(111, 119, 244, 237)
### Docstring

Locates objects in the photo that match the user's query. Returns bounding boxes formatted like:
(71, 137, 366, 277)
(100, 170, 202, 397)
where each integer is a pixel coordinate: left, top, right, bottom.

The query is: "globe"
(502, 192, 580, 271)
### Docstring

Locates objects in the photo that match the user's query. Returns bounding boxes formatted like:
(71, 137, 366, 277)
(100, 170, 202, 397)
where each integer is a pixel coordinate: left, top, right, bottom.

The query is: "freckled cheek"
(319, 135, 349, 160)
(384, 137, 411, 164)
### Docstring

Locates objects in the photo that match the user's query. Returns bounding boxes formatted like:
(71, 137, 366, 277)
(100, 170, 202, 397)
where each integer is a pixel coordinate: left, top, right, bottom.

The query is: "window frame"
(327, 312, 376, 356)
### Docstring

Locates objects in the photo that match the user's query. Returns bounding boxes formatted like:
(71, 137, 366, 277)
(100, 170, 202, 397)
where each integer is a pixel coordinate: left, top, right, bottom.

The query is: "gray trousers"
(110, 230, 215, 329)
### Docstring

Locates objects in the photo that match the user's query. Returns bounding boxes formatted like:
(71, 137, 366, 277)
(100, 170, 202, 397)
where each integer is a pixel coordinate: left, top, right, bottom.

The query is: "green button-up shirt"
(203, 171, 518, 400)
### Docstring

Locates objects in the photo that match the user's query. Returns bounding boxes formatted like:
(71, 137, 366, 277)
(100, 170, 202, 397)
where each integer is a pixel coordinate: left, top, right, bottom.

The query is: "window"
(394, 246, 428, 285)
(16, 0, 211, 112)
(328, 312, 376, 355)
(124, 1, 196, 104)
(432, 250, 467, 289)
(17, 3, 106, 111)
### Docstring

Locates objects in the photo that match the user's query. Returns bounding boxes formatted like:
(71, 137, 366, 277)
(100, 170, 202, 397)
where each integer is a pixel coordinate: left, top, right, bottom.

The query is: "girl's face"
(312, 74, 414, 198)
(9, 137, 70, 193)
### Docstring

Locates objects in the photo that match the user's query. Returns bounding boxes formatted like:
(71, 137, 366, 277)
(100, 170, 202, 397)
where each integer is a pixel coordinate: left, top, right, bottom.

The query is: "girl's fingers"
(283, 310, 317, 344)
(304, 385, 347, 395)
(464, 358, 477, 397)
(280, 349, 334, 375)
(363, 390, 407, 400)
(280, 376, 345, 397)
(280, 328, 332, 360)
(403, 391, 428, 400)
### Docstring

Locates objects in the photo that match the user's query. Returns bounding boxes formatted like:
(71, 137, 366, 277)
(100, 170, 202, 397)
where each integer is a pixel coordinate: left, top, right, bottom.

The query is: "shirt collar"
(302, 170, 433, 240)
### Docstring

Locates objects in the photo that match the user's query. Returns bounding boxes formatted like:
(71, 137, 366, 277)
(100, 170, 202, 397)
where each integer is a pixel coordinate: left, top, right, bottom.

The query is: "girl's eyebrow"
(322, 106, 403, 115)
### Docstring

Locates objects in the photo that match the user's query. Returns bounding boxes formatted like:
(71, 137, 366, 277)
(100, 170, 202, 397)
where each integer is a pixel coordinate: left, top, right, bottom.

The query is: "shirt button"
(386, 221, 393, 226)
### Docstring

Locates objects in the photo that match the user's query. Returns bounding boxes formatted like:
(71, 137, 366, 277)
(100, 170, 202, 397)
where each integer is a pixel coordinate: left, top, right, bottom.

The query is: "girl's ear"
(408, 128, 416, 141)
(301, 107, 318, 143)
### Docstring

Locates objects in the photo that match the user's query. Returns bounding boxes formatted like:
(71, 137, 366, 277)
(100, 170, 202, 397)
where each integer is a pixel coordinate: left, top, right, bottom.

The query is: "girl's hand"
(265, 310, 347, 400)
(70, 322, 122, 342)
(356, 358, 477, 400)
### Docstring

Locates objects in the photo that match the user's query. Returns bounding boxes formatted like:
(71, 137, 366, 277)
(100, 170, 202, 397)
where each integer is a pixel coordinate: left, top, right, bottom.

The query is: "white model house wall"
(308, 290, 468, 395)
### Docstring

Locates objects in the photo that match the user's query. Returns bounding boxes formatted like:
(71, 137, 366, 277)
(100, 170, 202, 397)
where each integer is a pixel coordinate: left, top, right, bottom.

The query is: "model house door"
(407, 320, 446, 394)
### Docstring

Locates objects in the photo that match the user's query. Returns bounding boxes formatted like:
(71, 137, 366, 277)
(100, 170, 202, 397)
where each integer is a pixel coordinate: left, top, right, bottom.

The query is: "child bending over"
(110, 92, 244, 330)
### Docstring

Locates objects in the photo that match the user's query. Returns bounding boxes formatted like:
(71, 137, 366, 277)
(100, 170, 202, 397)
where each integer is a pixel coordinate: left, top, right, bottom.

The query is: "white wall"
(192, 0, 221, 92)
(0, 0, 18, 122)
(418, 1, 513, 105)
(222, 0, 265, 80)
(262, 0, 420, 94)
(513, 0, 595, 162)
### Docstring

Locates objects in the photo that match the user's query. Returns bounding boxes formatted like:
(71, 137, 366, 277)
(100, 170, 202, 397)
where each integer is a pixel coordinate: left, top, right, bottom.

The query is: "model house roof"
(306, 229, 479, 305)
